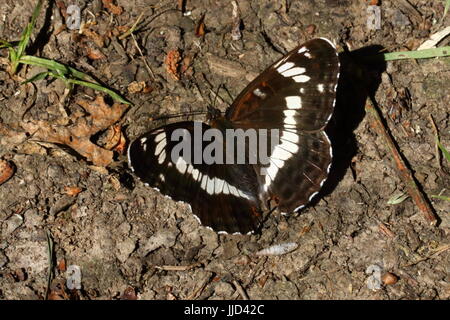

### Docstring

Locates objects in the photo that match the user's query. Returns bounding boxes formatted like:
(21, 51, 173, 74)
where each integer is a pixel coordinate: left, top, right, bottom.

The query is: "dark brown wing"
(128, 121, 262, 234)
(225, 38, 340, 213)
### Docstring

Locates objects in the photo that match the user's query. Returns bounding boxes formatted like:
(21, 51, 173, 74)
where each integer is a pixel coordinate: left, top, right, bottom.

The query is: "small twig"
(186, 273, 212, 300)
(230, 257, 267, 300)
(378, 222, 396, 238)
(208, 87, 225, 105)
(155, 262, 203, 271)
(199, 73, 231, 106)
(428, 114, 443, 171)
(230, 1, 242, 41)
(232, 280, 249, 300)
(401, 244, 450, 267)
(131, 33, 155, 80)
(45, 229, 54, 300)
(365, 99, 438, 226)
(118, 12, 145, 40)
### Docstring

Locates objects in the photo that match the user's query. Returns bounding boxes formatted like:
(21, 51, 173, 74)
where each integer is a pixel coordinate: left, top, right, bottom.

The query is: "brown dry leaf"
(64, 186, 83, 196)
(113, 129, 127, 154)
(0, 159, 15, 186)
(298, 224, 312, 237)
(102, 123, 126, 154)
(167, 292, 177, 300)
(111, 25, 129, 37)
(47, 279, 79, 300)
(102, 0, 123, 15)
(180, 54, 195, 77)
(47, 280, 69, 300)
(56, 1, 68, 18)
(81, 29, 105, 47)
(165, 49, 181, 81)
(57, 259, 67, 272)
(195, 14, 206, 37)
(47, 291, 65, 300)
(21, 96, 128, 167)
(86, 47, 106, 60)
(12, 268, 27, 282)
(257, 274, 269, 287)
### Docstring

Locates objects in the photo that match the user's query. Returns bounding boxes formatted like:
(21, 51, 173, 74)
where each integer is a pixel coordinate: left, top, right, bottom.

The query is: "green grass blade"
(383, 46, 450, 61)
(9, 48, 17, 62)
(18, 55, 95, 81)
(387, 192, 409, 205)
(0, 39, 14, 49)
(12, 0, 44, 73)
(437, 139, 450, 163)
(18, 55, 130, 104)
(431, 195, 450, 201)
(21, 71, 50, 84)
(67, 79, 131, 105)
(444, 0, 450, 20)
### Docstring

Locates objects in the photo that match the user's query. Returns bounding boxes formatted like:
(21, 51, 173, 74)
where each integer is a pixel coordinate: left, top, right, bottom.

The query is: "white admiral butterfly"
(128, 38, 340, 234)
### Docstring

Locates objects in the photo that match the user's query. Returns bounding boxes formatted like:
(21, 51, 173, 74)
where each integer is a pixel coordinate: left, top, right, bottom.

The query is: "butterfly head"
(206, 105, 222, 122)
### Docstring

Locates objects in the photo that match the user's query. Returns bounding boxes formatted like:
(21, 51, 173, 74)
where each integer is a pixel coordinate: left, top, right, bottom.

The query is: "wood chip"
(206, 53, 258, 80)
(392, 0, 423, 25)
(418, 26, 450, 50)
(195, 14, 206, 37)
(64, 186, 83, 196)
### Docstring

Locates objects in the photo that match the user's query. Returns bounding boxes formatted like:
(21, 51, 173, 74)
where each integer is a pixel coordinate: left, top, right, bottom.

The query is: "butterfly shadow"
(311, 45, 387, 206)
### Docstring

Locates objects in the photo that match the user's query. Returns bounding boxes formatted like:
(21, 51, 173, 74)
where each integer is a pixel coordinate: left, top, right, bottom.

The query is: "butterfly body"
(128, 38, 340, 234)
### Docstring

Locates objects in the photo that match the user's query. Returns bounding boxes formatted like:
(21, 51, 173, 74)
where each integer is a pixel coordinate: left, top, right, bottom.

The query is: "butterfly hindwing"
(128, 121, 262, 234)
(261, 130, 332, 213)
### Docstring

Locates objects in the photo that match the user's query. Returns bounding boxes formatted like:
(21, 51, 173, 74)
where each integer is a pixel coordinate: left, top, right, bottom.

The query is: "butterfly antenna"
(151, 110, 207, 121)
(211, 84, 222, 108)
(198, 73, 232, 110)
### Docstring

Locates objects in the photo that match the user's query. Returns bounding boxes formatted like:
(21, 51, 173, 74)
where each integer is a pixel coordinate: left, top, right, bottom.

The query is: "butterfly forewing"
(226, 38, 339, 131)
(128, 121, 262, 234)
(224, 38, 339, 213)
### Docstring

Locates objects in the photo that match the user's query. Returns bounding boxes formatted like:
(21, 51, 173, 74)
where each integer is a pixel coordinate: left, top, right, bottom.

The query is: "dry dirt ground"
(0, 0, 449, 300)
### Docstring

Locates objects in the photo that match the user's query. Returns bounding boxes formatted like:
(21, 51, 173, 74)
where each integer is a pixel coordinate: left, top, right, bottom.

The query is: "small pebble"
(2, 214, 24, 238)
(0, 251, 8, 268)
(382, 272, 399, 285)
(214, 281, 234, 297)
